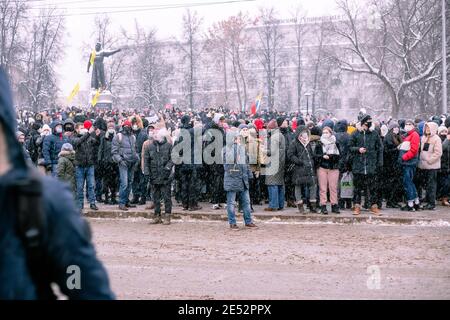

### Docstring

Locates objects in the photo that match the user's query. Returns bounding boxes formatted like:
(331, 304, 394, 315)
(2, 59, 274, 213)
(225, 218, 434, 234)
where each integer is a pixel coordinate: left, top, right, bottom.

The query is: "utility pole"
(443, 0, 448, 114)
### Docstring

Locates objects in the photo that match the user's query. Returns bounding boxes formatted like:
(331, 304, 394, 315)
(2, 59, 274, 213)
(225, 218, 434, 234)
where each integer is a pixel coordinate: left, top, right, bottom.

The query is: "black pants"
(132, 168, 146, 200)
(421, 169, 438, 205)
(284, 168, 295, 203)
(152, 184, 172, 215)
(180, 167, 200, 208)
(102, 163, 118, 199)
(95, 164, 103, 198)
(353, 173, 377, 207)
(211, 164, 225, 204)
(249, 172, 262, 205)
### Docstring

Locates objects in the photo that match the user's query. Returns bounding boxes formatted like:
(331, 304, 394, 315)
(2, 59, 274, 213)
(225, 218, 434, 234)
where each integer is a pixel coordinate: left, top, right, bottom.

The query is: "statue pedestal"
(90, 89, 113, 109)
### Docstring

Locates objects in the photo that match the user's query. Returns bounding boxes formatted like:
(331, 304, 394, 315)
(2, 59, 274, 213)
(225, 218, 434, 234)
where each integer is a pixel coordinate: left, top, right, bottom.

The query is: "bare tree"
(291, 6, 307, 112)
(128, 24, 172, 110)
(254, 7, 285, 110)
(0, 0, 27, 75)
(208, 12, 249, 110)
(332, 0, 448, 117)
(20, 9, 65, 112)
(178, 9, 203, 110)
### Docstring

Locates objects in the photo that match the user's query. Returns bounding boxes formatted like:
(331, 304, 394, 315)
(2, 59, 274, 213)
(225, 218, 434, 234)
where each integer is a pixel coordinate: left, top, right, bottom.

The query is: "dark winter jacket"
(71, 132, 100, 167)
(287, 126, 317, 186)
(42, 121, 69, 166)
(0, 68, 114, 300)
(57, 150, 76, 193)
(279, 127, 295, 166)
(143, 138, 173, 185)
(134, 128, 148, 155)
(349, 128, 383, 175)
(111, 131, 138, 166)
(334, 120, 350, 171)
(98, 131, 116, 166)
(314, 139, 340, 170)
(26, 127, 41, 163)
(223, 143, 251, 192)
(441, 139, 450, 173)
(383, 131, 402, 174)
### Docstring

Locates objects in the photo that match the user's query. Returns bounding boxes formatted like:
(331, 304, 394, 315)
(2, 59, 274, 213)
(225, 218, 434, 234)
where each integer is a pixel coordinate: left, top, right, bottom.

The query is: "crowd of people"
(15, 106, 450, 229)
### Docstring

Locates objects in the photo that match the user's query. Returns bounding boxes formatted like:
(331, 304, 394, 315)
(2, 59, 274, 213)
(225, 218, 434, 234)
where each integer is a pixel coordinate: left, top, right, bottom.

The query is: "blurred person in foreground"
(0, 68, 114, 299)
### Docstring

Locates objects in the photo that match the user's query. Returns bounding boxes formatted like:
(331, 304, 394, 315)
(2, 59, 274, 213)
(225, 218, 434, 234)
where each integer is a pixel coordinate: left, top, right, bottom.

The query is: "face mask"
(365, 122, 372, 128)
(393, 128, 399, 135)
(55, 127, 62, 134)
(79, 128, 88, 135)
(405, 124, 414, 132)
(132, 125, 138, 131)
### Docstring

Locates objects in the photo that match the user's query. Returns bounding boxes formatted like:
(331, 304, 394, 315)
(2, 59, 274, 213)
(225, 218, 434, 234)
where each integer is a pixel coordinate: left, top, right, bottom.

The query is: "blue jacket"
(42, 121, 69, 166)
(0, 68, 114, 300)
(223, 143, 251, 192)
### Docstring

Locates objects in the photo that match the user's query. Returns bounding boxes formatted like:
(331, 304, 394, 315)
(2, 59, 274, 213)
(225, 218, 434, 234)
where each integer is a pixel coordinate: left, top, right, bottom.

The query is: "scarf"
(320, 135, 340, 155)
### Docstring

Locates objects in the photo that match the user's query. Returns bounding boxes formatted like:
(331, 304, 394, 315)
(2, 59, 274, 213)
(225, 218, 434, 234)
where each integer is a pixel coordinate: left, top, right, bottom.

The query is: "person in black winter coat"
(334, 120, 352, 210)
(26, 122, 42, 164)
(98, 120, 119, 205)
(287, 125, 318, 213)
(174, 115, 202, 211)
(349, 115, 383, 215)
(130, 116, 148, 205)
(144, 129, 174, 225)
(383, 122, 403, 207)
(278, 117, 296, 207)
(71, 121, 101, 210)
(93, 117, 107, 203)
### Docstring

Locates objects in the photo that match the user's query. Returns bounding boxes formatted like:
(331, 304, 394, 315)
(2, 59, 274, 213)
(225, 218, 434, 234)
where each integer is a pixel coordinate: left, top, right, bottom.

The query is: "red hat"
(254, 118, 264, 131)
(122, 120, 132, 127)
(84, 120, 92, 130)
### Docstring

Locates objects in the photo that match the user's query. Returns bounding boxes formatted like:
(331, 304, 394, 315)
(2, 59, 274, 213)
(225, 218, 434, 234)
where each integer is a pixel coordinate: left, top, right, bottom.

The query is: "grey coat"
(223, 143, 251, 192)
(111, 132, 139, 166)
(264, 129, 286, 186)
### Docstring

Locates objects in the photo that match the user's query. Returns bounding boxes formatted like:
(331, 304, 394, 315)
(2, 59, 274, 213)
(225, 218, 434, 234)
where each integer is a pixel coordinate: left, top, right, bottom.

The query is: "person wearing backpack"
(111, 120, 139, 211)
(0, 68, 114, 299)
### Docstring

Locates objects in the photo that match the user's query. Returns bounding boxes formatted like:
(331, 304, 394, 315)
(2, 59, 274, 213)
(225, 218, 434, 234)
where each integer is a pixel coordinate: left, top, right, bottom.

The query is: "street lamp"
(304, 92, 312, 116)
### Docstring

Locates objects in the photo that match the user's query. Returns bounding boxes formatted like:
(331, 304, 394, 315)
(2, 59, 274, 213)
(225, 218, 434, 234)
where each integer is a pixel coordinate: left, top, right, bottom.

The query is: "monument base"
(90, 89, 113, 109)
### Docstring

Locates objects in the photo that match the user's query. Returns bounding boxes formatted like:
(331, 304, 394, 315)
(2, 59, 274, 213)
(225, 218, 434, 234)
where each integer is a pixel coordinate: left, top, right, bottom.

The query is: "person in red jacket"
(399, 120, 422, 211)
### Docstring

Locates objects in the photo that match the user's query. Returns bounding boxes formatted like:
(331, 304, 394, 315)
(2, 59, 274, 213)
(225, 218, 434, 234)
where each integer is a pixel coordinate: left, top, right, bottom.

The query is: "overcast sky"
(28, 0, 340, 97)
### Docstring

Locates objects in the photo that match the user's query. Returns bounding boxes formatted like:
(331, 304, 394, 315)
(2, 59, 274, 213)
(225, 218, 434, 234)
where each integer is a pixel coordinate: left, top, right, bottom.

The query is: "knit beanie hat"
(84, 120, 93, 130)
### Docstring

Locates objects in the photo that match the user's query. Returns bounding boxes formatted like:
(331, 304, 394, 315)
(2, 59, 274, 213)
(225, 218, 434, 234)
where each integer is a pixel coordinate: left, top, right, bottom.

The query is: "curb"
(82, 209, 445, 225)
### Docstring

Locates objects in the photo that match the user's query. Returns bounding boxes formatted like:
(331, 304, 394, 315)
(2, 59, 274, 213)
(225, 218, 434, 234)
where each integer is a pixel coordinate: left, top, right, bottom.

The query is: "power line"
(29, 0, 257, 17)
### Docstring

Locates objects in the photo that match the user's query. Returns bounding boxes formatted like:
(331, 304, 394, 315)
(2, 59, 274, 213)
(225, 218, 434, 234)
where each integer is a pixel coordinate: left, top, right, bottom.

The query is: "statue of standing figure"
(87, 42, 121, 90)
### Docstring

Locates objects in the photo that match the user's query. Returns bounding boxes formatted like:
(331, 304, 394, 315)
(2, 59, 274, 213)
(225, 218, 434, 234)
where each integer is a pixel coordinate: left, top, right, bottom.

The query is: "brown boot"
(352, 204, 361, 215)
(442, 198, 450, 207)
(370, 204, 382, 216)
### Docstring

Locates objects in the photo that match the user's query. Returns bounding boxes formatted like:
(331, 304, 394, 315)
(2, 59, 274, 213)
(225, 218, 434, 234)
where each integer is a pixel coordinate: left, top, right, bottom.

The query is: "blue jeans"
(226, 190, 252, 225)
(403, 166, 418, 201)
(50, 164, 58, 177)
(119, 164, 134, 205)
(76, 166, 96, 208)
(267, 185, 285, 209)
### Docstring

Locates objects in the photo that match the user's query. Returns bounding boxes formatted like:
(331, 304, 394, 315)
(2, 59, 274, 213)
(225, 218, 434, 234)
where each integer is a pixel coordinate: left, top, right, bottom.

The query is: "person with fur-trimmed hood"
(417, 121, 443, 210)
(349, 114, 383, 216)
(57, 143, 76, 196)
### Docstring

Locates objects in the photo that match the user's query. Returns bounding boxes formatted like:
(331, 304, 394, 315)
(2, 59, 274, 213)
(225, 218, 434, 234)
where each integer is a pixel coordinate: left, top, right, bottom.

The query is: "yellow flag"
(90, 50, 96, 66)
(67, 82, 80, 102)
(91, 90, 100, 107)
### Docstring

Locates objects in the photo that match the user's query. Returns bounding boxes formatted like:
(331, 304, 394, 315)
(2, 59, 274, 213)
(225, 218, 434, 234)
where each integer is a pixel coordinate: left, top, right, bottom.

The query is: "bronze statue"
(87, 42, 121, 90)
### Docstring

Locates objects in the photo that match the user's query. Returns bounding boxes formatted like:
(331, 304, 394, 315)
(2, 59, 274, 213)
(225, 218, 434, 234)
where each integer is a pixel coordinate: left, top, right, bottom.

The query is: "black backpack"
(9, 170, 56, 299)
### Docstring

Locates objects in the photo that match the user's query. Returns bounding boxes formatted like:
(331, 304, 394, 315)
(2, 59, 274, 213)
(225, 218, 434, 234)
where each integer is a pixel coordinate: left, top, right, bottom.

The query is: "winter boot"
(309, 202, 317, 213)
(320, 205, 328, 215)
(297, 202, 305, 214)
(331, 204, 340, 214)
(130, 196, 140, 205)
